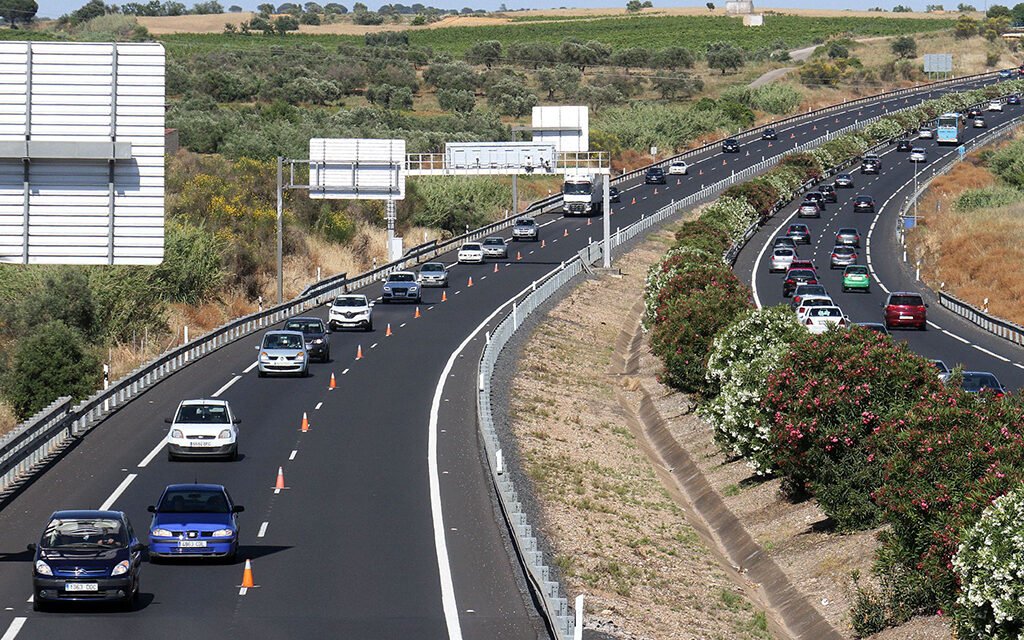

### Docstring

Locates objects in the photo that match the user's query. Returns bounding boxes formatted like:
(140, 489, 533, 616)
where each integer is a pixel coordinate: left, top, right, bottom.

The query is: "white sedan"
(457, 242, 485, 264)
(668, 161, 689, 175)
(803, 306, 849, 334)
(795, 297, 835, 322)
(166, 399, 240, 461)
(918, 128, 934, 139)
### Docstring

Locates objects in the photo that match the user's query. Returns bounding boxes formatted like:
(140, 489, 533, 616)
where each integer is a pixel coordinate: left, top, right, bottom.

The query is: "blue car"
(148, 484, 243, 562)
(29, 510, 144, 611)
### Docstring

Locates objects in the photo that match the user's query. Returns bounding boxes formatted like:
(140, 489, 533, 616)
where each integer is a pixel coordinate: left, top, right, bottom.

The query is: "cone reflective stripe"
(722, 159, 726, 166)
(493, 263, 499, 273)
(329, 373, 336, 390)
(301, 412, 309, 432)
(654, 187, 658, 195)
(541, 240, 546, 248)
(274, 467, 286, 490)
(414, 306, 421, 318)
(676, 178, 681, 185)
(385, 323, 392, 336)
(516, 251, 522, 261)
(587, 217, 591, 225)
(241, 559, 255, 588)
(631, 197, 636, 204)
(699, 169, 703, 176)
(356, 345, 363, 360)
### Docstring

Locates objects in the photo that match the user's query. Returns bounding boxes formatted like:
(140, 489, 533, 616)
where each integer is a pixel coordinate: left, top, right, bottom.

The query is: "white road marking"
(973, 344, 1011, 362)
(289, 450, 297, 460)
(0, 617, 26, 640)
(257, 522, 269, 538)
(942, 329, 971, 344)
(138, 437, 168, 468)
(238, 587, 248, 596)
(371, 343, 378, 349)
(99, 474, 137, 511)
(315, 402, 323, 410)
(342, 368, 350, 375)
(212, 375, 242, 398)
(400, 323, 407, 327)
(243, 361, 259, 374)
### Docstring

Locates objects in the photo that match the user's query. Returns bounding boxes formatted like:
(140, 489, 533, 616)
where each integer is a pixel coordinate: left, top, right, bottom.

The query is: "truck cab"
(562, 174, 605, 216)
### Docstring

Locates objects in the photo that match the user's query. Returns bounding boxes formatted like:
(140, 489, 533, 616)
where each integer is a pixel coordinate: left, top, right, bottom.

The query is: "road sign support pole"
(276, 155, 284, 305)
(602, 176, 611, 268)
(386, 199, 399, 262)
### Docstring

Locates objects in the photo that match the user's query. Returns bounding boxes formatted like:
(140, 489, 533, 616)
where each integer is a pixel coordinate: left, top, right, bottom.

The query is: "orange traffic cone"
(587, 217, 591, 225)
(699, 168, 703, 176)
(835, 117, 840, 123)
(790, 132, 795, 139)
(356, 345, 363, 360)
(516, 251, 522, 261)
(493, 262, 499, 273)
(631, 197, 636, 205)
(385, 323, 392, 336)
(467, 277, 474, 287)
(745, 150, 750, 157)
(563, 228, 569, 237)
(273, 467, 287, 491)
(813, 124, 817, 131)
(300, 412, 309, 433)
(241, 559, 255, 588)
(767, 141, 772, 147)
(654, 187, 659, 195)
(414, 306, 421, 318)
(329, 373, 336, 390)
(722, 159, 727, 166)
(441, 290, 448, 302)
(676, 178, 681, 185)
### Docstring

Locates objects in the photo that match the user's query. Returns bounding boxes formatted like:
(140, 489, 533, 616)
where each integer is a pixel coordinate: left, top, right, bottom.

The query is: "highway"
(0, 73, 1006, 639)
(735, 102, 1024, 391)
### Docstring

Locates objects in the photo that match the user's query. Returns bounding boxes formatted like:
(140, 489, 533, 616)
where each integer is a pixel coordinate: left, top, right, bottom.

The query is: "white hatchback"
(668, 161, 689, 175)
(166, 399, 240, 461)
(989, 100, 1003, 112)
(458, 242, 484, 264)
(803, 306, 849, 334)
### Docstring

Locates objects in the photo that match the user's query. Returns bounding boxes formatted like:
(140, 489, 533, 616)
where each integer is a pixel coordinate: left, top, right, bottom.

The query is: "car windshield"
(912, 148, 925, 153)
(930, 360, 950, 373)
(672, 162, 686, 168)
(42, 518, 126, 549)
(801, 201, 817, 208)
(789, 225, 808, 232)
(175, 404, 229, 424)
(388, 273, 416, 282)
(889, 295, 924, 306)
(846, 266, 869, 275)
(774, 238, 794, 245)
(725, 139, 738, 144)
(157, 489, 230, 514)
(563, 183, 593, 195)
(837, 174, 851, 179)
(421, 264, 444, 273)
(962, 373, 1001, 392)
(515, 219, 535, 227)
(819, 186, 833, 192)
(483, 238, 504, 246)
(461, 244, 481, 252)
(647, 168, 663, 175)
(856, 197, 873, 203)
(333, 297, 366, 307)
(263, 333, 302, 350)
(284, 320, 324, 334)
(839, 229, 857, 235)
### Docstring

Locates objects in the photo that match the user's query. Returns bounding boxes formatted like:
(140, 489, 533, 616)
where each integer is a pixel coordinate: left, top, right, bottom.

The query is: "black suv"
(609, 185, 621, 202)
(761, 128, 777, 140)
(853, 195, 876, 213)
(722, 138, 741, 153)
(896, 140, 913, 152)
(284, 316, 330, 362)
(860, 154, 882, 174)
(644, 167, 666, 184)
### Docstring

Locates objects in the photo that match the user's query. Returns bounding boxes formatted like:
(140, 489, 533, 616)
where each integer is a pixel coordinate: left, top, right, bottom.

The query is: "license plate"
(65, 582, 98, 592)
(899, 315, 914, 320)
(189, 440, 214, 447)
(179, 540, 207, 548)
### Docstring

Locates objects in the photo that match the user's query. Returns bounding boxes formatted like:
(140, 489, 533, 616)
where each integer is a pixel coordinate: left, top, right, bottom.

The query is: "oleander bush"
(673, 219, 734, 256)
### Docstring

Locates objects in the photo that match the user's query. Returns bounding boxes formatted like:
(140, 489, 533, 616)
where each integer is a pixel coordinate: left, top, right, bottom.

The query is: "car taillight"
(806, 318, 814, 325)
(838, 319, 846, 326)
(785, 279, 794, 285)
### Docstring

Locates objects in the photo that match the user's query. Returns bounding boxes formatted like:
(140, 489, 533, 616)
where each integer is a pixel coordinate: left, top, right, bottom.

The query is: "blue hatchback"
(147, 484, 243, 562)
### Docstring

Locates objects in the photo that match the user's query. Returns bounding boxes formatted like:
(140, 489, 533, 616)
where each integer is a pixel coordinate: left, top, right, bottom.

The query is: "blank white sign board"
(308, 138, 405, 200)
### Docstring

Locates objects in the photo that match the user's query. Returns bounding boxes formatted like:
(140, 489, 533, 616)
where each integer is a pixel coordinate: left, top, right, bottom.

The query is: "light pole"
(276, 155, 284, 305)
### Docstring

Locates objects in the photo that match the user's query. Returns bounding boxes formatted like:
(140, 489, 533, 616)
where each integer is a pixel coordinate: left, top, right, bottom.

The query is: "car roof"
(515, 218, 535, 223)
(336, 293, 367, 298)
(162, 483, 227, 492)
(179, 398, 229, 407)
(855, 194, 874, 199)
(421, 262, 445, 268)
(287, 316, 322, 323)
(838, 227, 858, 232)
(390, 270, 417, 276)
(265, 329, 305, 336)
(483, 236, 505, 241)
(51, 510, 124, 520)
(672, 160, 686, 165)
(889, 290, 921, 296)
(788, 269, 815, 277)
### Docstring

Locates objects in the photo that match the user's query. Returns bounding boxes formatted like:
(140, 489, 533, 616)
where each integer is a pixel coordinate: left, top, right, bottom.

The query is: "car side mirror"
(255, 345, 260, 350)
(131, 543, 147, 553)
(26, 543, 36, 553)
(233, 417, 242, 424)
(233, 505, 245, 513)
(147, 505, 156, 513)
(164, 418, 172, 424)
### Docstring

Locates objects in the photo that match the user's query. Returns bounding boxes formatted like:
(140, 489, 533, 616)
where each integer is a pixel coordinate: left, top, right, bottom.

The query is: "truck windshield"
(563, 183, 593, 195)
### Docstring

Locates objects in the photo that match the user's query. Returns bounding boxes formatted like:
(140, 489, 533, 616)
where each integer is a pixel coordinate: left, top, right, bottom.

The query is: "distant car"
(860, 154, 882, 174)
(668, 161, 689, 175)
(30, 510, 144, 611)
(818, 183, 838, 202)
(783, 269, 818, 297)
(804, 192, 826, 210)
(382, 271, 422, 302)
(791, 284, 829, 308)
(165, 399, 240, 461)
(417, 262, 449, 288)
(256, 330, 308, 378)
(722, 138, 741, 153)
(790, 259, 817, 274)
(770, 248, 797, 273)
(909, 148, 928, 163)
(989, 100, 1003, 112)
(830, 246, 858, 269)
(457, 243, 484, 265)
(786, 223, 812, 244)
(855, 322, 890, 335)
(883, 291, 927, 330)
(762, 127, 778, 140)
(644, 167, 666, 184)
(835, 227, 861, 247)
(1008, 94, 1021, 105)
(967, 107, 983, 118)
(512, 217, 539, 242)
(284, 316, 329, 362)
(974, 116, 986, 128)
(609, 186, 621, 202)
(834, 173, 854, 188)
(853, 195, 876, 213)
(956, 371, 1007, 396)
(773, 236, 797, 251)
(329, 294, 373, 331)
(896, 140, 913, 152)
(803, 306, 848, 334)
(148, 484, 243, 563)
(929, 359, 950, 375)
(842, 265, 871, 292)
(918, 128, 934, 139)
(798, 200, 821, 218)
(999, 69, 1014, 79)
(481, 236, 508, 259)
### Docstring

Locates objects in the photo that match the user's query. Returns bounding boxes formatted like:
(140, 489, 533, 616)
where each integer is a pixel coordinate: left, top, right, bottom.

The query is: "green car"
(842, 265, 871, 292)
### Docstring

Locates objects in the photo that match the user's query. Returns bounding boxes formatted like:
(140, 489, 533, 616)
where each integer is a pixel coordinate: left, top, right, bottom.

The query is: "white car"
(795, 296, 835, 322)
(803, 306, 849, 334)
(770, 248, 797, 273)
(458, 242, 484, 264)
(918, 128, 934, 139)
(329, 294, 373, 331)
(166, 399, 240, 461)
(909, 148, 927, 163)
(668, 161, 689, 175)
(989, 100, 1003, 112)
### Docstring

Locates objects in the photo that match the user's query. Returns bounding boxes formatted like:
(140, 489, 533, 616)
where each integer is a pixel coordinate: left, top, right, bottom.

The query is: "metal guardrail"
(939, 292, 1024, 346)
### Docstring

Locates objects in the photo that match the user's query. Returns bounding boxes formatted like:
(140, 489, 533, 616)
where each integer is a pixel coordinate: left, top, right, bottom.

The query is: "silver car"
(512, 218, 539, 241)
(770, 248, 797, 273)
(382, 271, 421, 303)
(830, 245, 858, 269)
(798, 200, 821, 218)
(835, 228, 861, 247)
(909, 148, 927, 163)
(417, 262, 449, 287)
(481, 236, 508, 259)
(257, 330, 309, 378)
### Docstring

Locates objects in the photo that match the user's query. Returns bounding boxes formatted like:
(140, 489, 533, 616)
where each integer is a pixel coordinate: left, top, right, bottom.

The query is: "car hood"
(152, 513, 233, 529)
(262, 347, 303, 356)
(333, 305, 370, 312)
(39, 547, 128, 574)
(171, 424, 231, 436)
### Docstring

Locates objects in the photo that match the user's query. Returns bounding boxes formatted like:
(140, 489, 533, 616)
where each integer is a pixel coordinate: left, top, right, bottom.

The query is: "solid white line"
(0, 617, 26, 640)
(942, 329, 971, 344)
(211, 375, 242, 398)
(243, 361, 259, 374)
(257, 522, 269, 538)
(973, 344, 1011, 362)
(99, 474, 137, 511)
(427, 261, 565, 640)
(289, 450, 297, 460)
(314, 402, 323, 410)
(137, 437, 168, 468)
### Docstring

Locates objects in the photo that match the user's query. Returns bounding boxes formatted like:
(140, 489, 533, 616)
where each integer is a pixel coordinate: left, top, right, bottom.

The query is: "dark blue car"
(30, 510, 144, 611)
(148, 484, 243, 562)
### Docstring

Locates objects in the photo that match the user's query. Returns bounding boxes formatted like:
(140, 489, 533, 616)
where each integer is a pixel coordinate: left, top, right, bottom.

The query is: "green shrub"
(720, 83, 803, 114)
(954, 186, 1023, 212)
(408, 176, 512, 233)
(673, 219, 733, 255)
(153, 221, 226, 305)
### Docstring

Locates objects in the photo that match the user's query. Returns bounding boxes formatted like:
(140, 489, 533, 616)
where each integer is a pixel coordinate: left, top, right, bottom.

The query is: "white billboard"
(444, 142, 556, 174)
(308, 138, 405, 200)
(531, 106, 588, 153)
(0, 41, 166, 265)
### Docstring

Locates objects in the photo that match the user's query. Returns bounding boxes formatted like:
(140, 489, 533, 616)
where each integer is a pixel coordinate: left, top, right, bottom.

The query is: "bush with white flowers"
(953, 488, 1024, 640)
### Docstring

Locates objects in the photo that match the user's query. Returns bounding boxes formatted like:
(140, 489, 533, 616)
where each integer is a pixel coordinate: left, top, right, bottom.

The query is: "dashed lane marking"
(314, 402, 322, 410)
(257, 522, 269, 538)
(212, 375, 242, 398)
(289, 450, 297, 460)
(99, 474, 137, 511)
(243, 361, 259, 374)
(0, 617, 26, 640)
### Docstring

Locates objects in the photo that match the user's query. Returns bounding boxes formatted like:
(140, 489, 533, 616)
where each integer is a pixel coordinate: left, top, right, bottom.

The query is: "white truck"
(562, 173, 605, 216)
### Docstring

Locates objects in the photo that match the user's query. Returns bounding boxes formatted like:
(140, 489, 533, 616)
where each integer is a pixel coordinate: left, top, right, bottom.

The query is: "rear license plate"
(179, 540, 207, 548)
(65, 582, 98, 592)
(899, 315, 914, 320)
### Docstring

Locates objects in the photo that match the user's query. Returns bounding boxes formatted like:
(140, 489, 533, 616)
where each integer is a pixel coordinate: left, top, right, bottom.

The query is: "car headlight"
(260, 351, 271, 362)
(151, 528, 173, 537)
(409, 285, 418, 292)
(313, 338, 323, 344)
(383, 285, 392, 292)
(35, 560, 52, 576)
(218, 429, 232, 439)
(211, 529, 234, 538)
(111, 560, 130, 577)
(171, 429, 184, 439)
(296, 352, 305, 361)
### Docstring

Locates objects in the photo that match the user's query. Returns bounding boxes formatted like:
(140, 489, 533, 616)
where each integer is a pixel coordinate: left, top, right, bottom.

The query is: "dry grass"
(852, 31, 1019, 77)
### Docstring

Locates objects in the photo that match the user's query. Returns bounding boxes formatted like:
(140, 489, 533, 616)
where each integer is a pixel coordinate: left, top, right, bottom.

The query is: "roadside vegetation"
(643, 80, 1024, 638)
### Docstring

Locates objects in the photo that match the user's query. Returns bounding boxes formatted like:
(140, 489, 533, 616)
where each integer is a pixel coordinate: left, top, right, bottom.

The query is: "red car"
(883, 292, 927, 330)
(790, 259, 816, 273)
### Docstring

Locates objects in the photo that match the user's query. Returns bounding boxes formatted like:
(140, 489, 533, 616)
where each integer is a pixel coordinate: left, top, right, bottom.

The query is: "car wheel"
(32, 598, 46, 613)
(324, 348, 331, 361)
(257, 370, 266, 378)
(920, 323, 927, 331)
(842, 287, 848, 292)
(302, 368, 310, 378)
(228, 445, 239, 462)
(367, 322, 373, 332)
